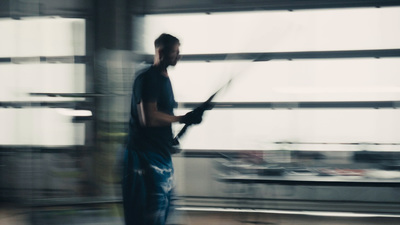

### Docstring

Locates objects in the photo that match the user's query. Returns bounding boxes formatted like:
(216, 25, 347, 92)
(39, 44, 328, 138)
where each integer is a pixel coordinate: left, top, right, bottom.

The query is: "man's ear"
(156, 48, 164, 61)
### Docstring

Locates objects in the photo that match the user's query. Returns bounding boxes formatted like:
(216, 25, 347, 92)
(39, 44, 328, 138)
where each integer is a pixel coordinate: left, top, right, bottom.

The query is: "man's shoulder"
(135, 64, 153, 77)
(136, 65, 165, 81)
(133, 65, 154, 87)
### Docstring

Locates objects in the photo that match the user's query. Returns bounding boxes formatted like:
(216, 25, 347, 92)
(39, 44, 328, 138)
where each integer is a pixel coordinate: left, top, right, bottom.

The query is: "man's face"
(164, 44, 180, 66)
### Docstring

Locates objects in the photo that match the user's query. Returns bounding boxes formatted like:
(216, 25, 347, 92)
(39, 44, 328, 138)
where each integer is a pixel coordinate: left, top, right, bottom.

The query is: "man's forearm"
(140, 102, 182, 127)
(146, 111, 182, 127)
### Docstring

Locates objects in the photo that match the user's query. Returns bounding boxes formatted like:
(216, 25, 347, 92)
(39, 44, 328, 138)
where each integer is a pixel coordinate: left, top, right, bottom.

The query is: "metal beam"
(131, 0, 400, 14)
(0, 56, 88, 64)
(0, 101, 85, 108)
(135, 49, 400, 63)
(180, 101, 400, 109)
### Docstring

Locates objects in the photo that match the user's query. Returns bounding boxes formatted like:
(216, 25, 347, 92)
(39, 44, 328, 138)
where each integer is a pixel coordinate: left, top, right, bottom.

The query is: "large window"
(0, 17, 86, 146)
(136, 7, 400, 151)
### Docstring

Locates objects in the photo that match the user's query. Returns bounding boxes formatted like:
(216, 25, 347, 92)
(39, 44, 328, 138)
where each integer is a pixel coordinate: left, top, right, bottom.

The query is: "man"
(123, 33, 203, 225)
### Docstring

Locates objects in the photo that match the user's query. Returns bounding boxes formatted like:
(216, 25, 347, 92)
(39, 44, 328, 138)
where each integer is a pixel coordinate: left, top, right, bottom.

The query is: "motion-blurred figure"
(122, 33, 203, 225)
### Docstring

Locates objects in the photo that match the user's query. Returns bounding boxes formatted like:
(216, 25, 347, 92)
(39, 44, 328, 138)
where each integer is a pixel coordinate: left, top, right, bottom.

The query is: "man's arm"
(139, 102, 182, 127)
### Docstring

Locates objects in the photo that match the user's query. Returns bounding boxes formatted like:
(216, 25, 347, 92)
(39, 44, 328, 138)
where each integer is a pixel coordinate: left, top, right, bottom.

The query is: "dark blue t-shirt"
(126, 65, 177, 158)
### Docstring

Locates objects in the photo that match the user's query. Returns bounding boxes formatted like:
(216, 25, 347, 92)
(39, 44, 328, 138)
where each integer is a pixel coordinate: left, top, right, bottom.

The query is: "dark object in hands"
(171, 97, 216, 151)
(180, 108, 203, 125)
(172, 79, 232, 153)
(180, 97, 215, 125)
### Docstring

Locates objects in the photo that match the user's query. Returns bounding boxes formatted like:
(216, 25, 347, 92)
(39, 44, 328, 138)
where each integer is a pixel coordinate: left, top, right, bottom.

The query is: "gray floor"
(2, 205, 400, 225)
(183, 211, 400, 225)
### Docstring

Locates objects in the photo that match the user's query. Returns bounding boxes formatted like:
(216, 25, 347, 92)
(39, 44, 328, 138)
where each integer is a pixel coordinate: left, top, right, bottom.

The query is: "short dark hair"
(154, 33, 180, 52)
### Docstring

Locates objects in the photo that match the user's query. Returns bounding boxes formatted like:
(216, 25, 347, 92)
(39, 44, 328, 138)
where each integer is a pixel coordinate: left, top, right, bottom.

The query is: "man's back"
(127, 65, 177, 158)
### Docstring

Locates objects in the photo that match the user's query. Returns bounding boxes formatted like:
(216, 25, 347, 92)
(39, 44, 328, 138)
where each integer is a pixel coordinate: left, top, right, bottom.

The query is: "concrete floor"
(0, 207, 28, 225)
(2, 206, 400, 225)
(182, 211, 400, 225)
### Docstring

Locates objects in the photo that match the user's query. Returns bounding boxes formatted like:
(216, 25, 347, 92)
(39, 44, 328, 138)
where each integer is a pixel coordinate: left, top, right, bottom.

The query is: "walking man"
(122, 33, 203, 225)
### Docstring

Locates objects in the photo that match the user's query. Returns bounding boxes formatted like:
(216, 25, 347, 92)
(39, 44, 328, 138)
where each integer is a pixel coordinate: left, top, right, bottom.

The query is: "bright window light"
(170, 58, 400, 102)
(0, 19, 17, 57)
(174, 109, 400, 151)
(0, 109, 85, 146)
(140, 7, 400, 54)
(0, 64, 16, 101)
(0, 17, 85, 57)
(56, 108, 92, 117)
(0, 64, 85, 101)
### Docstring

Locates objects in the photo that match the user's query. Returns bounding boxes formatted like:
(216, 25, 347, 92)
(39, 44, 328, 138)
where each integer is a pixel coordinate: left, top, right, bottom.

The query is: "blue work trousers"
(122, 149, 174, 225)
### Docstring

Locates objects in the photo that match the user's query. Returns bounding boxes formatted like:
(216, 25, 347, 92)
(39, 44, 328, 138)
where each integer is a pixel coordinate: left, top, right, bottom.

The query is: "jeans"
(122, 149, 174, 225)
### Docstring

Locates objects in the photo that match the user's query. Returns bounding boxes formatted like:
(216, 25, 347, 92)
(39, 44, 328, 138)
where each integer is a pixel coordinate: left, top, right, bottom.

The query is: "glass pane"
(0, 64, 16, 101)
(0, 108, 85, 146)
(139, 7, 400, 54)
(169, 58, 400, 102)
(173, 109, 400, 151)
(41, 18, 86, 56)
(0, 17, 85, 57)
(0, 64, 85, 101)
(0, 19, 17, 57)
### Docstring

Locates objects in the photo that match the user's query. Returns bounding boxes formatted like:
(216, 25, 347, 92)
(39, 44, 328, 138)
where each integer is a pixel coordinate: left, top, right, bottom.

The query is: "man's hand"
(180, 108, 203, 125)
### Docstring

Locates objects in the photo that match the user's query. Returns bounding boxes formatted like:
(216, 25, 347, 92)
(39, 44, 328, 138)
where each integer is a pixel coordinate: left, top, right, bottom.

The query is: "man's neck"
(153, 63, 169, 77)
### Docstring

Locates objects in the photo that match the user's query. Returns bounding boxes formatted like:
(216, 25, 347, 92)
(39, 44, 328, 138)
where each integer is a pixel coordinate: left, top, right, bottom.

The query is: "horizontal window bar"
(217, 177, 400, 187)
(136, 49, 400, 63)
(0, 58, 11, 63)
(0, 56, 88, 64)
(29, 93, 126, 98)
(180, 101, 400, 109)
(136, 0, 400, 14)
(0, 145, 89, 153)
(0, 101, 86, 108)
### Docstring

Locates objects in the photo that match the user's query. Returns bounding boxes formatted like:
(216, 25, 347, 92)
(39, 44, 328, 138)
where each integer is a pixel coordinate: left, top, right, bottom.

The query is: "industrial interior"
(1, 0, 400, 224)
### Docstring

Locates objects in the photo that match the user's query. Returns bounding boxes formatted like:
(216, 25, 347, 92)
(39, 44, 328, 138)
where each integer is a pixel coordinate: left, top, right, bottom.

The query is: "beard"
(169, 58, 179, 66)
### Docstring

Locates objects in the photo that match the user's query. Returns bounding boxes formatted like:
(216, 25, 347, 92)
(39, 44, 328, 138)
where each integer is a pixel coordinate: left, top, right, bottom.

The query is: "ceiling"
(1, 0, 400, 18)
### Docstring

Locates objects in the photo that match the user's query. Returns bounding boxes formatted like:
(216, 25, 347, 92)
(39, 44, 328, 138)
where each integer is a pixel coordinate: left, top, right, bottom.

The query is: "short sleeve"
(141, 72, 160, 103)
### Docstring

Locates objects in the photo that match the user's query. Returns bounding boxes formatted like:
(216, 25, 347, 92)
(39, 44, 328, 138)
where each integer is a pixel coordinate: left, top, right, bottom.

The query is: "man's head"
(154, 33, 180, 66)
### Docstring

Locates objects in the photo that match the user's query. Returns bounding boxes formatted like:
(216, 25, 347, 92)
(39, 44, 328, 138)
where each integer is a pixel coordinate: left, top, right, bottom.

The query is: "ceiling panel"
(0, 0, 92, 18)
(131, 0, 400, 14)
